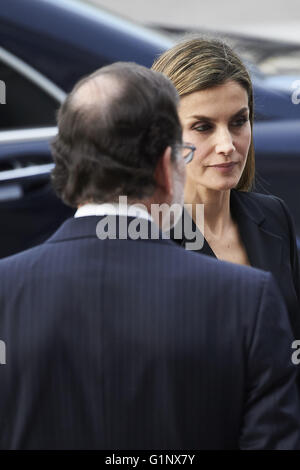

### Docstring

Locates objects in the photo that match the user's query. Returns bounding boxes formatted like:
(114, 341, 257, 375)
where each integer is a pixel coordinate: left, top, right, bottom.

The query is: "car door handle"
(0, 184, 23, 201)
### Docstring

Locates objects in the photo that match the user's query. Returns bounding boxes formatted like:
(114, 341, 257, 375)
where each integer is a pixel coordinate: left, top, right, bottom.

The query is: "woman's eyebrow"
(188, 114, 213, 121)
(187, 107, 249, 121)
(231, 107, 249, 117)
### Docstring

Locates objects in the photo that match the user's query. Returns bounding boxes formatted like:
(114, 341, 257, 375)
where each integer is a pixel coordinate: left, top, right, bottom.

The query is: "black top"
(171, 190, 300, 339)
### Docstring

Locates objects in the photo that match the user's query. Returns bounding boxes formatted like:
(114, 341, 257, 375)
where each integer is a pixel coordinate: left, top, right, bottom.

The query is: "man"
(0, 62, 299, 450)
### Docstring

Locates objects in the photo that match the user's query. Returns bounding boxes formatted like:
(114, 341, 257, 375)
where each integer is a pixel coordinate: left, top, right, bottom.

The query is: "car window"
(0, 48, 65, 131)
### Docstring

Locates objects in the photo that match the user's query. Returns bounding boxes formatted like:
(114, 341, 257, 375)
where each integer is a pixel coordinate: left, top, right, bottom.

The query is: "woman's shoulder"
(234, 189, 283, 208)
(232, 190, 294, 237)
(233, 189, 288, 215)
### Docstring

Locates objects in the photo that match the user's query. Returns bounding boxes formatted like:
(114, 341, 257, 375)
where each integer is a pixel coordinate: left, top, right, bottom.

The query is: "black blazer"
(172, 190, 300, 339)
(0, 215, 299, 449)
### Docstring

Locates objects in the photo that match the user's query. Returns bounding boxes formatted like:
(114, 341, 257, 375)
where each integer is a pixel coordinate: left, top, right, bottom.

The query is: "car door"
(0, 47, 73, 259)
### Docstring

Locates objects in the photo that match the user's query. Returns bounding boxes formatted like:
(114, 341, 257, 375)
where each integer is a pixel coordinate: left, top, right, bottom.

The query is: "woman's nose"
(215, 129, 235, 156)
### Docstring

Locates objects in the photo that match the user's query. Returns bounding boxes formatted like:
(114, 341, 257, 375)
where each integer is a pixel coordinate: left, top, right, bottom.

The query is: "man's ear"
(154, 146, 174, 199)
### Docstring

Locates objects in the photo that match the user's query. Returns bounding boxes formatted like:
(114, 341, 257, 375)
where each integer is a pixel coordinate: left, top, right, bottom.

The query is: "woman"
(152, 37, 300, 339)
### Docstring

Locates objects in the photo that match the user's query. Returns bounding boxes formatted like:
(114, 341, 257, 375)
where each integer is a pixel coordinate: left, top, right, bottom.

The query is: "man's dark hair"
(51, 62, 182, 207)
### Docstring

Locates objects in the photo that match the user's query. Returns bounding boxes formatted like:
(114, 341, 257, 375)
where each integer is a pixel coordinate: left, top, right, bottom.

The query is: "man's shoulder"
(0, 230, 270, 303)
(163, 237, 270, 287)
(0, 244, 46, 274)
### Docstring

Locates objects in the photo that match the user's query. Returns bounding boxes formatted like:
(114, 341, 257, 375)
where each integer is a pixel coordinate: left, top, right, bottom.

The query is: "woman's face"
(178, 80, 251, 194)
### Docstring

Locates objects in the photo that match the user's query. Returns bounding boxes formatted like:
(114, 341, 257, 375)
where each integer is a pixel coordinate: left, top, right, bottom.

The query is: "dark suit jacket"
(0, 215, 299, 450)
(172, 190, 300, 340)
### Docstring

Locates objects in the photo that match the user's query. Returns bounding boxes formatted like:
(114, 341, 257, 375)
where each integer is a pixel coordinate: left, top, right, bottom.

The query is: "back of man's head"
(51, 62, 182, 207)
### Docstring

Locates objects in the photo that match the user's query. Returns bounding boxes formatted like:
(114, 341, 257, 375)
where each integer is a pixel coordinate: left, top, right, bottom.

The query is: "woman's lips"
(208, 162, 237, 171)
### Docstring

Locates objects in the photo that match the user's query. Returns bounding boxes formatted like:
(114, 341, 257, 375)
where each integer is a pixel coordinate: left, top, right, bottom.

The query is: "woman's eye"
(193, 123, 212, 132)
(231, 117, 248, 127)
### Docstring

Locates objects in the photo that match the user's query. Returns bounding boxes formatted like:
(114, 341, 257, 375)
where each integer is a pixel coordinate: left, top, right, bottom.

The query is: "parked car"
(0, 0, 299, 258)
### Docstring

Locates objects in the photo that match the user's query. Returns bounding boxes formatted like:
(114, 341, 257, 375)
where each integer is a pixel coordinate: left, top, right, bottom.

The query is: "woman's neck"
(185, 186, 233, 238)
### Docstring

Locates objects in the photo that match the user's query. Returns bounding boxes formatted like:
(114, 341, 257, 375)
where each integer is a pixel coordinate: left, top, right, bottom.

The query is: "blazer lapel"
(231, 190, 283, 277)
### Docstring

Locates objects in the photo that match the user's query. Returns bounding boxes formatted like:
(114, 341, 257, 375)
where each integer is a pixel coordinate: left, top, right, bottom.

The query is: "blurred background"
(89, 0, 300, 43)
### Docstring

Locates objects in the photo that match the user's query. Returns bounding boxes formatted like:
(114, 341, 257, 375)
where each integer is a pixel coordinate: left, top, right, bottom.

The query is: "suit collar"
(46, 215, 174, 247)
(230, 189, 265, 226)
(47, 216, 103, 243)
(230, 190, 283, 273)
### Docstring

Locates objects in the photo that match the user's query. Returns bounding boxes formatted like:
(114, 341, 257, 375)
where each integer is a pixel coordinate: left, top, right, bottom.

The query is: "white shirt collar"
(74, 203, 153, 222)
